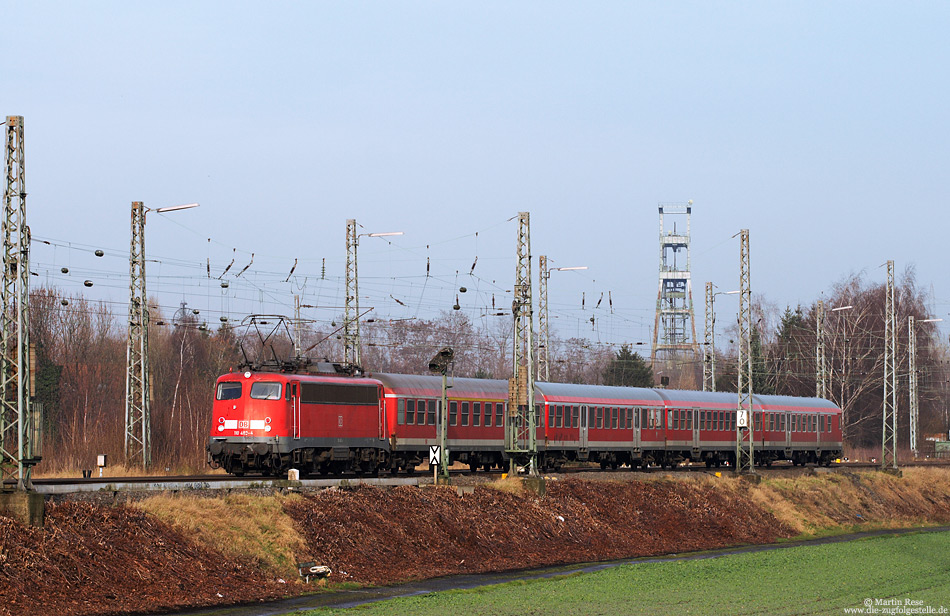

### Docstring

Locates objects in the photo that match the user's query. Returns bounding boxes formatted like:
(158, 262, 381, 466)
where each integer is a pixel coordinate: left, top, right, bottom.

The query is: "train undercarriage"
(208, 440, 840, 477)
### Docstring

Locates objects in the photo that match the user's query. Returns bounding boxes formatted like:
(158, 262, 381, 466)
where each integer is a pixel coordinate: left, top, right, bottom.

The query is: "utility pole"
(1, 115, 38, 490)
(909, 315, 918, 458)
(703, 282, 713, 391)
(125, 201, 197, 469)
(816, 300, 826, 399)
(882, 260, 897, 471)
(908, 316, 942, 458)
(344, 219, 359, 367)
(125, 202, 151, 468)
(343, 220, 402, 369)
(293, 294, 302, 358)
(537, 256, 586, 382)
(735, 229, 754, 474)
(506, 212, 537, 475)
(538, 255, 549, 382)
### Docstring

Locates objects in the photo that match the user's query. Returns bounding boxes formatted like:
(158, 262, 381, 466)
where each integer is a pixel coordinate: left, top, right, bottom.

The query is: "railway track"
(12, 459, 947, 494)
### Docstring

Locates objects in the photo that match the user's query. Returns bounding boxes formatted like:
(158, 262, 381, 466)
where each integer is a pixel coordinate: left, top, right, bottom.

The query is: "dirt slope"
(0, 501, 289, 616)
(4, 470, 950, 616)
(283, 478, 792, 586)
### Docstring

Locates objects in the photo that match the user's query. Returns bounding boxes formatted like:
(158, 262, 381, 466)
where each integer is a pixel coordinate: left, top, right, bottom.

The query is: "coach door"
(290, 380, 301, 439)
(692, 408, 700, 451)
(579, 405, 589, 450)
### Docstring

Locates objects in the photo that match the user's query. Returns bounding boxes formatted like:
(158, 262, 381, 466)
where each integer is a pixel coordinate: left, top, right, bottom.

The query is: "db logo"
(238, 420, 250, 429)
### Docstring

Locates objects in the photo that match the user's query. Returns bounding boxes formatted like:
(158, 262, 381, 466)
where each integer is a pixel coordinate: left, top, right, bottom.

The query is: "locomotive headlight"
(264, 425, 272, 433)
(265, 417, 272, 424)
(217, 425, 224, 432)
(218, 417, 225, 424)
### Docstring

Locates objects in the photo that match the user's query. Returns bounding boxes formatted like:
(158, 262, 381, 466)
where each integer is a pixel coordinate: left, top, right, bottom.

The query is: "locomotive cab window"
(250, 382, 282, 400)
(216, 382, 242, 401)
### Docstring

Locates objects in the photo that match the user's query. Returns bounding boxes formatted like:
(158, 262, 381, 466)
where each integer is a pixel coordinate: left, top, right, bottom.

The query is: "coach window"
(428, 400, 436, 426)
(417, 400, 427, 425)
(450, 401, 458, 426)
(754, 413, 761, 432)
(496, 403, 504, 427)
(483, 402, 491, 427)
(730, 412, 736, 431)
(473, 402, 481, 427)
(397, 398, 405, 425)
(686, 410, 693, 430)
(216, 381, 240, 400)
(634, 408, 640, 429)
(553, 405, 561, 428)
(461, 402, 470, 426)
(589, 406, 595, 428)
(594, 407, 601, 429)
(819, 415, 826, 433)
(609, 408, 616, 430)
(547, 405, 554, 429)
(406, 399, 416, 425)
(569, 406, 576, 429)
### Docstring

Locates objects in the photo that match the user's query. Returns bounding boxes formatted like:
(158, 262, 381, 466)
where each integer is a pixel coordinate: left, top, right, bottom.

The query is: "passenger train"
(207, 363, 842, 476)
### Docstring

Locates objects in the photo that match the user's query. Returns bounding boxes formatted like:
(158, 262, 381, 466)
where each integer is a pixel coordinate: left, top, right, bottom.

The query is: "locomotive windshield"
(250, 382, 282, 400)
(216, 382, 242, 400)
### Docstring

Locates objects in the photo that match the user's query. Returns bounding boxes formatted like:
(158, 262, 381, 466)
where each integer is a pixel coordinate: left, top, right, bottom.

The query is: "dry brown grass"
(33, 464, 228, 479)
(135, 492, 308, 580)
(485, 476, 527, 495)
(723, 468, 950, 536)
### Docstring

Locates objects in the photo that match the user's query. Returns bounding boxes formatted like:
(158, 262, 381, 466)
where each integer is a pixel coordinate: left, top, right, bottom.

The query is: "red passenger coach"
(375, 373, 511, 473)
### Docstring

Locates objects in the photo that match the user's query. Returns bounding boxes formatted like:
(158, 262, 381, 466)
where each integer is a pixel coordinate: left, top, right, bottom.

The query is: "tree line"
(25, 266, 948, 472)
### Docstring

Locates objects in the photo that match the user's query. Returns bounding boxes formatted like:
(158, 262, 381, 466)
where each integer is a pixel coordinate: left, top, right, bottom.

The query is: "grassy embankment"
(301, 530, 950, 616)
(133, 468, 950, 587)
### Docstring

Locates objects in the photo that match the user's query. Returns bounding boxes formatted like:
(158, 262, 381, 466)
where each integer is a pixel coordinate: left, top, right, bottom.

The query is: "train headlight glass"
(218, 416, 225, 424)
(264, 425, 272, 433)
(265, 417, 272, 424)
(217, 425, 224, 432)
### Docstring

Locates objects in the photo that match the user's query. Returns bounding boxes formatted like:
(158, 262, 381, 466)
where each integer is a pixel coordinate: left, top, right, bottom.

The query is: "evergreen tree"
(603, 344, 654, 387)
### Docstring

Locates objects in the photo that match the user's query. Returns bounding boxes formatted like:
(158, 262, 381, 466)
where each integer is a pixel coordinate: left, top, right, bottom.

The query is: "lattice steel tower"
(506, 212, 537, 475)
(344, 219, 360, 367)
(882, 260, 897, 470)
(1, 115, 39, 490)
(125, 202, 151, 468)
(735, 229, 754, 474)
(651, 203, 699, 378)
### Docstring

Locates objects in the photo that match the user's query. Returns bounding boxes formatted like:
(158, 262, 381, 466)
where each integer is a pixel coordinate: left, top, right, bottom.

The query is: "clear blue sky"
(3, 2, 948, 349)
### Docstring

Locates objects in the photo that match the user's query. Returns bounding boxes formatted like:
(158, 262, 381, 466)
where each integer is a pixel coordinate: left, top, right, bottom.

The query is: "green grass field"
(302, 530, 950, 616)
